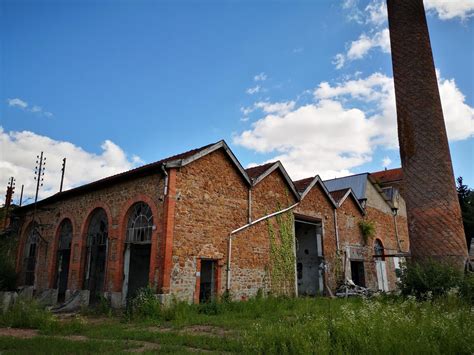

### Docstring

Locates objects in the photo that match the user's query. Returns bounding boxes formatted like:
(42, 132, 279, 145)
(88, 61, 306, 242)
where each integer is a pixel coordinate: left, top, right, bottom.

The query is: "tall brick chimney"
(386, 0, 468, 266)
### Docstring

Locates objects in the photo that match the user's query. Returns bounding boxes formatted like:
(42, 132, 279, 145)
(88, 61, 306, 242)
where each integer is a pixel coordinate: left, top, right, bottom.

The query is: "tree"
(457, 177, 474, 253)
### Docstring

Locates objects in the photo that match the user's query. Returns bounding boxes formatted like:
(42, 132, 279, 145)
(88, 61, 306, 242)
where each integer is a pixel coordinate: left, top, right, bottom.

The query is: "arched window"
(374, 239, 384, 260)
(23, 223, 39, 286)
(84, 208, 109, 304)
(126, 202, 153, 244)
(58, 219, 73, 251)
(87, 209, 108, 247)
(55, 219, 73, 302)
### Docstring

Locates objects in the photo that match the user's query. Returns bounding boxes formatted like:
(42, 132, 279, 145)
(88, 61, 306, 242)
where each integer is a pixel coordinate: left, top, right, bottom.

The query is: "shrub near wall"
(398, 259, 472, 303)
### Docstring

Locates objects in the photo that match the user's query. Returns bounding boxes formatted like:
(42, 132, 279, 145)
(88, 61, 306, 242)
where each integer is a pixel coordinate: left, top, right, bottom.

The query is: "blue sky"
(1, 0, 473, 203)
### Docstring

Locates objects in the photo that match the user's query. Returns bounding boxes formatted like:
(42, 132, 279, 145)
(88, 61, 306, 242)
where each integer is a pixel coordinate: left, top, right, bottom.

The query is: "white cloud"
(254, 73, 267, 81)
(382, 156, 392, 168)
(7, 98, 28, 109)
(334, 28, 390, 68)
(333, 53, 346, 70)
(0, 128, 141, 205)
(235, 71, 473, 180)
(293, 47, 304, 54)
(424, 0, 474, 20)
(365, 0, 387, 26)
(254, 101, 296, 115)
(6, 98, 53, 117)
(246, 85, 261, 95)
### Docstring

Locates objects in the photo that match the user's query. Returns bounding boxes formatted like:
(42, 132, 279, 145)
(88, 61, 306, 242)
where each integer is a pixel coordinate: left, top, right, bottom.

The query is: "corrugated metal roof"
(323, 173, 369, 200)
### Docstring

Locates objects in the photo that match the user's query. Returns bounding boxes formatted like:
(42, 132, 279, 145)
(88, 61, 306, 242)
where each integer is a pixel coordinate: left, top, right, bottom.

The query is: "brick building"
(12, 140, 408, 307)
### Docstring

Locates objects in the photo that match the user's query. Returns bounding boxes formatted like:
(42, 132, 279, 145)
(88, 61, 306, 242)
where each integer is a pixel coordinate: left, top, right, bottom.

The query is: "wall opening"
(374, 239, 389, 291)
(55, 219, 73, 302)
(350, 260, 366, 287)
(199, 260, 217, 303)
(295, 220, 324, 296)
(123, 202, 153, 301)
(84, 208, 108, 304)
(23, 223, 39, 287)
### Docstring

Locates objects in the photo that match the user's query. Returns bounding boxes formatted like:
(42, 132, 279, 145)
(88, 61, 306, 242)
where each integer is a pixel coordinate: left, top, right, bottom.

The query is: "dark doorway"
(55, 219, 72, 303)
(126, 244, 151, 299)
(84, 209, 108, 305)
(295, 220, 324, 296)
(199, 260, 216, 303)
(23, 224, 39, 286)
(123, 202, 153, 302)
(350, 261, 366, 287)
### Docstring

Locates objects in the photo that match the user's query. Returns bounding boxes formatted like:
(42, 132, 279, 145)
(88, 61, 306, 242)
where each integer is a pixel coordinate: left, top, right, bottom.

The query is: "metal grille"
(24, 224, 39, 286)
(126, 202, 153, 244)
(374, 239, 384, 257)
(87, 209, 108, 246)
(58, 219, 73, 250)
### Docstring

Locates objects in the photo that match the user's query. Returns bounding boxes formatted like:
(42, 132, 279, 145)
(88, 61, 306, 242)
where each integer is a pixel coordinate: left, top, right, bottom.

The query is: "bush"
(398, 259, 470, 301)
(0, 257, 17, 291)
(0, 298, 57, 330)
(126, 286, 162, 321)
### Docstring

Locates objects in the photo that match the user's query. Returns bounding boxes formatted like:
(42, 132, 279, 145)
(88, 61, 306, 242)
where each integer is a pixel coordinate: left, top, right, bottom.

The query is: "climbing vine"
(267, 210, 295, 296)
(358, 220, 375, 244)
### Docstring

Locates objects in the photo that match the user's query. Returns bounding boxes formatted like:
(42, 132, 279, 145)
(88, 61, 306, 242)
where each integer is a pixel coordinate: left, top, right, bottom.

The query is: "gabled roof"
(245, 162, 300, 201)
(330, 188, 365, 214)
(324, 173, 369, 200)
(294, 175, 338, 208)
(246, 162, 276, 180)
(371, 168, 403, 184)
(19, 140, 251, 210)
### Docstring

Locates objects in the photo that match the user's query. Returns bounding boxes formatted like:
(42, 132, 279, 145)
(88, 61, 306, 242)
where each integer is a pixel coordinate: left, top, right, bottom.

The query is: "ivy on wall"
(267, 211, 295, 296)
(358, 220, 375, 244)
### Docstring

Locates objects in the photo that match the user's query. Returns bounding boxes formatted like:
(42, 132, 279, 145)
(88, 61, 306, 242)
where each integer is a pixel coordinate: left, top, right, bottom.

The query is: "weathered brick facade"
(12, 141, 409, 306)
(387, 0, 467, 266)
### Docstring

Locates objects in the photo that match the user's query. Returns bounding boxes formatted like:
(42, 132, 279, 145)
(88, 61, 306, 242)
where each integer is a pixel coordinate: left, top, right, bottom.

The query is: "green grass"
(1, 295, 473, 354)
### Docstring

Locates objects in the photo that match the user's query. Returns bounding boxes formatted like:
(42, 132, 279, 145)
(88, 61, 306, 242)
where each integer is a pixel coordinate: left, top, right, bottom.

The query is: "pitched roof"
(293, 177, 314, 193)
(246, 162, 300, 201)
(330, 188, 351, 204)
(330, 188, 365, 214)
(371, 168, 403, 184)
(324, 173, 369, 200)
(293, 175, 338, 208)
(245, 162, 276, 180)
(19, 140, 251, 210)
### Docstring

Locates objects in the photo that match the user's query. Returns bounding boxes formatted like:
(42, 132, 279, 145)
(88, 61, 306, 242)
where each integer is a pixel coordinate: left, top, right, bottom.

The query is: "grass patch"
(1, 295, 473, 354)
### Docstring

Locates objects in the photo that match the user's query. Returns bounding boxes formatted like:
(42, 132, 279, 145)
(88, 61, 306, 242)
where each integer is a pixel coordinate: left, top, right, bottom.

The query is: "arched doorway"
(55, 219, 73, 303)
(22, 223, 39, 287)
(84, 208, 108, 304)
(122, 202, 153, 302)
(374, 239, 389, 291)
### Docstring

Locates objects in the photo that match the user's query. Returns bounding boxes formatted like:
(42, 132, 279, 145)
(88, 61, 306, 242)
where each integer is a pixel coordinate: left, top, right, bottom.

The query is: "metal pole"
(34, 152, 44, 204)
(19, 185, 24, 206)
(60, 158, 66, 192)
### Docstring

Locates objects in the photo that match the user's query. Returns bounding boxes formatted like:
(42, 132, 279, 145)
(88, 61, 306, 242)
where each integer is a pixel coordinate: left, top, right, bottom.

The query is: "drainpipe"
(333, 208, 340, 251)
(248, 188, 252, 224)
(161, 164, 169, 196)
(226, 202, 300, 292)
(392, 208, 402, 252)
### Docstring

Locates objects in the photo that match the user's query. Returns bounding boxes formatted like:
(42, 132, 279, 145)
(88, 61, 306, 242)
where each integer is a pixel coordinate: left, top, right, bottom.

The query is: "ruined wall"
(171, 149, 249, 302)
(365, 182, 408, 290)
(16, 173, 165, 296)
(294, 183, 337, 293)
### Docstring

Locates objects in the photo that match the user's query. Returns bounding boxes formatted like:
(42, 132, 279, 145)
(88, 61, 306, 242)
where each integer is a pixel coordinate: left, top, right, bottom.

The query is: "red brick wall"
(16, 174, 165, 294)
(171, 149, 249, 301)
(387, 0, 467, 266)
(294, 182, 337, 292)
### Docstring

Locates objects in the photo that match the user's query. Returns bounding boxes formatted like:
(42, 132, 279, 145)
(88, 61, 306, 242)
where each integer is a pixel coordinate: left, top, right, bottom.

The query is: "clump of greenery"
(358, 220, 375, 244)
(126, 286, 162, 321)
(0, 298, 57, 330)
(267, 211, 296, 296)
(398, 259, 472, 303)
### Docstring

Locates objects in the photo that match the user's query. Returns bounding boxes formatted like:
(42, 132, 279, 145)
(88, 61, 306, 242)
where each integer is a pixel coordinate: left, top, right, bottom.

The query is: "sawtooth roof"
(19, 140, 251, 210)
